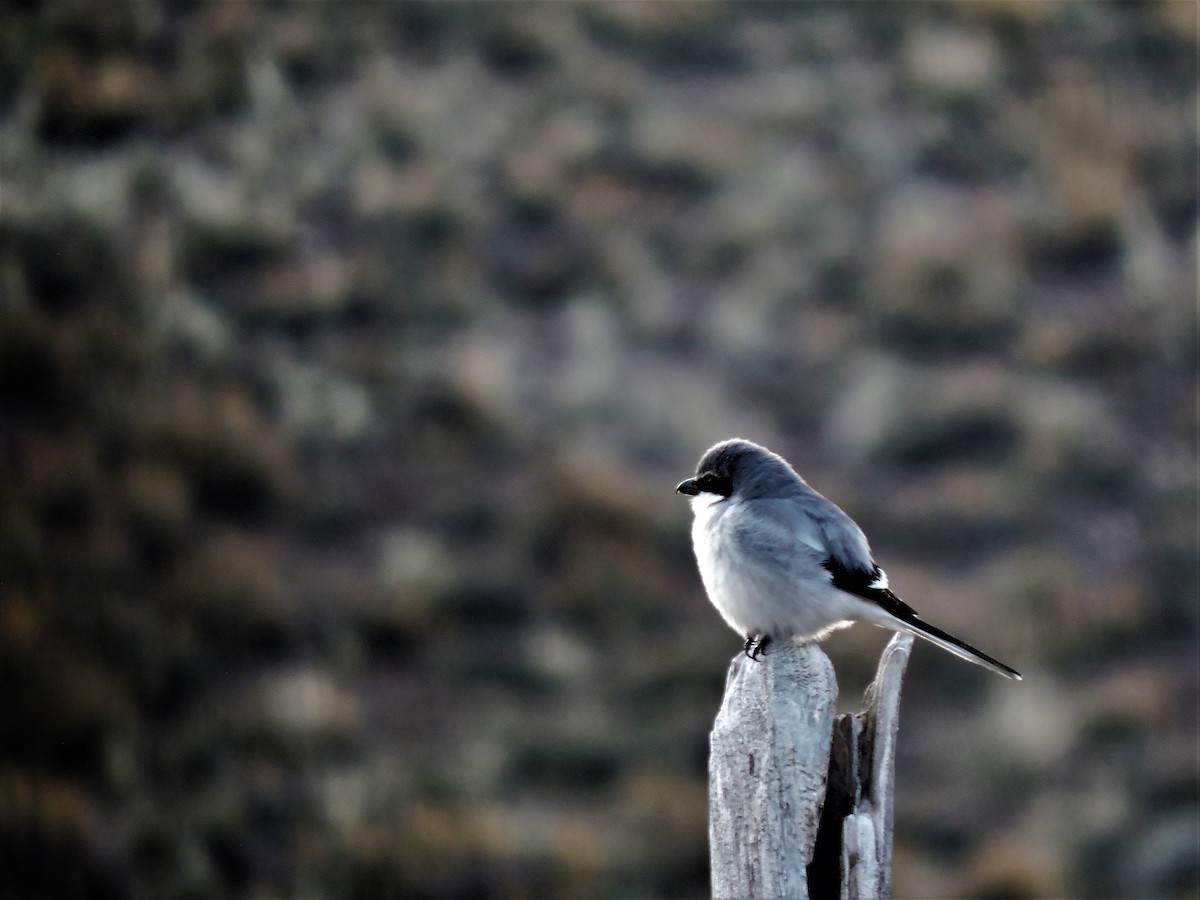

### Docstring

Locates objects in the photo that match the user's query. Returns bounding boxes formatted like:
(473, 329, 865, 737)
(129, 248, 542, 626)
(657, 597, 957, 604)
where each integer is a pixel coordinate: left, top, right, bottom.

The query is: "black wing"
(821, 556, 919, 621)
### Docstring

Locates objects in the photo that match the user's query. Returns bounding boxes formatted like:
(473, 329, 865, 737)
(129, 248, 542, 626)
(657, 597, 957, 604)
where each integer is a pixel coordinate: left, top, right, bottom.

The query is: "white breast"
(689, 494, 862, 641)
(690, 496, 748, 634)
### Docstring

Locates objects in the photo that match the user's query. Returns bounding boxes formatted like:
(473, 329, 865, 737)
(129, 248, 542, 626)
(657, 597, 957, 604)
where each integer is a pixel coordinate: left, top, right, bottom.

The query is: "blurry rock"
(124, 460, 192, 573)
(175, 158, 296, 277)
(707, 67, 830, 129)
(1153, 0, 1200, 37)
(552, 297, 621, 414)
(447, 326, 525, 427)
(1021, 63, 1134, 280)
(584, 0, 723, 35)
(245, 57, 292, 122)
(258, 668, 361, 736)
(183, 530, 289, 618)
(37, 153, 146, 234)
(266, 349, 373, 442)
(826, 356, 1020, 468)
(1014, 378, 1126, 483)
(4, 771, 93, 839)
(903, 24, 999, 96)
(124, 462, 192, 532)
(1077, 668, 1171, 746)
(0, 772, 124, 899)
(353, 157, 442, 217)
(141, 384, 289, 522)
(598, 232, 682, 338)
(962, 836, 1067, 899)
(1035, 63, 1132, 230)
(485, 200, 594, 308)
(983, 547, 1090, 657)
(377, 528, 455, 608)
(858, 466, 1028, 564)
(1121, 814, 1200, 898)
(156, 5, 252, 128)
(522, 624, 595, 685)
(35, 48, 154, 145)
(1015, 299, 1152, 376)
(249, 250, 360, 325)
(629, 108, 751, 180)
(1024, 217, 1124, 282)
(154, 289, 232, 362)
(529, 474, 678, 630)
(504, 110, 606, 201)
(503, 736, 621, 793)
(1122, 201, 1181, 302)
(476, 14, 558, 81)
(2, 217, 130, 316)
(825, 355, 906, 458)
(989, 678, 1078, 767)
(582, 2, 744, 74)
(273, 8, 357, 91)
(0, 321, 73, 432)
(872, 183, 1021, 356)
(706, 148, 828, 243)
(617, 770, 707, 846)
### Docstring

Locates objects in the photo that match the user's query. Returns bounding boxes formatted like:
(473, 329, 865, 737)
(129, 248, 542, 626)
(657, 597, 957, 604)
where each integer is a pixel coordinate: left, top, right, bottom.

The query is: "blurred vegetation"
(0, 2, 1196, 898)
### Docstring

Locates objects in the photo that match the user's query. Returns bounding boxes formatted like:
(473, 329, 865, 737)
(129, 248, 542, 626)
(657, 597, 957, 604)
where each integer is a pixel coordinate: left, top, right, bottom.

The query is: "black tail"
(898, 615, 1022, 680)
(827, 566, 1023, 681)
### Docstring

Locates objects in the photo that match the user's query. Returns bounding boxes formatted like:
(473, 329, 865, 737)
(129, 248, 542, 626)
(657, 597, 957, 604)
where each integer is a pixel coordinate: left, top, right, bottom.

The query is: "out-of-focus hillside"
(0, 3, 1195, 898)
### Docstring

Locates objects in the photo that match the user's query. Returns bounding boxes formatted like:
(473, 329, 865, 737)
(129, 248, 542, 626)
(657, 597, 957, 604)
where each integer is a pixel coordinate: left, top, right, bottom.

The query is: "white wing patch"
(869, 567, 889, 589)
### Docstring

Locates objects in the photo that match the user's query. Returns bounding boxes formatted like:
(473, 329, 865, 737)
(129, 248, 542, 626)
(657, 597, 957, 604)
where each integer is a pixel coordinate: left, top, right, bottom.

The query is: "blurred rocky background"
(0, 2, 1196, 898)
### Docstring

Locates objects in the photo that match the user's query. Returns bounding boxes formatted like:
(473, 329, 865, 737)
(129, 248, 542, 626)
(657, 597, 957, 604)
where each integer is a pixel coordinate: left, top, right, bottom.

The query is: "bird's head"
(676, 438, 801, 501)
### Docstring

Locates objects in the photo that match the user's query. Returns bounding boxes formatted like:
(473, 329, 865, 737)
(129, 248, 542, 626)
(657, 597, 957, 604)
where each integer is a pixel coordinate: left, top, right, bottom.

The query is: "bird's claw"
(743, 634, 772, 661)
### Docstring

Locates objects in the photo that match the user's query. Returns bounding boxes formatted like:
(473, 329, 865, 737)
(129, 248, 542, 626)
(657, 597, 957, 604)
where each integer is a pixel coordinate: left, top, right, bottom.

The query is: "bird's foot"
(743, 634, 772, 661)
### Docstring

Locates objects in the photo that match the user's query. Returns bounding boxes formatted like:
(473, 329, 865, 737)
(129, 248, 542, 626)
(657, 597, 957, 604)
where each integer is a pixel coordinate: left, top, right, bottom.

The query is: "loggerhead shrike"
(677, 438, 1021, 679)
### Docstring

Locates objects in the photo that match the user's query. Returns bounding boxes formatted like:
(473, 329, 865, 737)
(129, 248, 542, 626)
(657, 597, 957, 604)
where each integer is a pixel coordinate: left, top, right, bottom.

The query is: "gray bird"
(677, 438, 1021, 679)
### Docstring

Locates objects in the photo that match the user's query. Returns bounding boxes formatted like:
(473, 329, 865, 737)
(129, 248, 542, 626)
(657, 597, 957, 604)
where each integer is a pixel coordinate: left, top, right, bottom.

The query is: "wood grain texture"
(843, 632, 913, 899)
(708, 641, 838, 899)
(708, 633, 913, 899)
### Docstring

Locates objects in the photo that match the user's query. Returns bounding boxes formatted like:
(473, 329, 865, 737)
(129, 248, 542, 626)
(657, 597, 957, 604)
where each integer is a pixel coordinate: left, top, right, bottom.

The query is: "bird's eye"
(697, 472, 732, 496)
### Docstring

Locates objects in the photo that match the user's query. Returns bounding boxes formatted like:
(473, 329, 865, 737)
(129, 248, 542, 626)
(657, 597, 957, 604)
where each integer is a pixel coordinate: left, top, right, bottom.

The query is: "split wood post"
(708, 632, 914, 899)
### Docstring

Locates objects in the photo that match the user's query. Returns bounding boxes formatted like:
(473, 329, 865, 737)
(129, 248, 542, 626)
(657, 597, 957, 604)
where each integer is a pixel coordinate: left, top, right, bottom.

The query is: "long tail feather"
(895, 617, 1022, 680)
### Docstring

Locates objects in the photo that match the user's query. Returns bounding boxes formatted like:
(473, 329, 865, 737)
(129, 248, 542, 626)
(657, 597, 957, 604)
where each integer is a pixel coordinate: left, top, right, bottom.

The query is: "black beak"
(676, 478, 700, 495)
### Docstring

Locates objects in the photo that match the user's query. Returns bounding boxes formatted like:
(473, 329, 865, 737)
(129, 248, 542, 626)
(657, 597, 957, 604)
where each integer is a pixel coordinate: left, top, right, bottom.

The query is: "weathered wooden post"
(709, 633, 914, 899)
